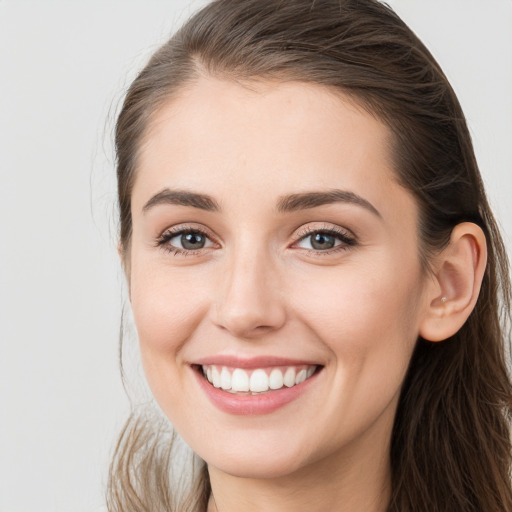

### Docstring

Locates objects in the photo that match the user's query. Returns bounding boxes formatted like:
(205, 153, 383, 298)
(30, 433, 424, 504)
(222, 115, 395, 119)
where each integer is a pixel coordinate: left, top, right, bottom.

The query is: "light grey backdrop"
(0, 1, 511, 511)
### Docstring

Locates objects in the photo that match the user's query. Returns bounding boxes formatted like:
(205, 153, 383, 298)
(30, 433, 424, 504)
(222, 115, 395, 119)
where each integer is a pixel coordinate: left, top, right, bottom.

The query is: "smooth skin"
(124, 77, 487, 512)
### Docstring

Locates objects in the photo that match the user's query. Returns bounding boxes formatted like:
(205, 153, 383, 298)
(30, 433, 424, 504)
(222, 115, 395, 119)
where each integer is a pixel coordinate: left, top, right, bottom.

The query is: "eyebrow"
(142, 187, 380, 218)
(142, 189, 221, 213)
(276, 189, 381, 217)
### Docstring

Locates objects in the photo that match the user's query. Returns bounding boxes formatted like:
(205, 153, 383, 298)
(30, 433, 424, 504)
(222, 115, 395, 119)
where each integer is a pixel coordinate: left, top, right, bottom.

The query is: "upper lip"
(192, 355, 322, 369)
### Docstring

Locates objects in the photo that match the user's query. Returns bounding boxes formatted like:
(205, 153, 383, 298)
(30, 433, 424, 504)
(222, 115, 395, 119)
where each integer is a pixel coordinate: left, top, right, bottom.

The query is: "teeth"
(295, 369, 307, 385)
(269, 368, 284, 390)
(283, 367, 296, 387)
(231, 368, 249, 392)
(250, 369, 269, 392)
(212, 366, 221, 388)
(220, 367, 231, 390)
(201, 364, 318, 394)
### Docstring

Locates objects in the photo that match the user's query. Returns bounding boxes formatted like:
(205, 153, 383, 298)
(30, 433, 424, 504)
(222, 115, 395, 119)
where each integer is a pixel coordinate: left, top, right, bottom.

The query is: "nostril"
(212, 296, 288, 335)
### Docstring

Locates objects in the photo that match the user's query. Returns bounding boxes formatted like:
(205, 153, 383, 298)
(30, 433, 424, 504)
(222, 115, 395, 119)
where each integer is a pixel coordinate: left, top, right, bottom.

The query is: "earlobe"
(419, 222, 487, 342)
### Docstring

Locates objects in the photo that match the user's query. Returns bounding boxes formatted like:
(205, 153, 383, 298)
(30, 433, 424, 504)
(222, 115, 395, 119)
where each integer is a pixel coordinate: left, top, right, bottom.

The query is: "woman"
(107, 0, 512, 510)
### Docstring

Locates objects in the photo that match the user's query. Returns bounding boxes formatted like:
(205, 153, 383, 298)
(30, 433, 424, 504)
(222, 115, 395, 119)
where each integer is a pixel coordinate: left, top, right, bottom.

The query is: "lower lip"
(193, 367, 319, 415)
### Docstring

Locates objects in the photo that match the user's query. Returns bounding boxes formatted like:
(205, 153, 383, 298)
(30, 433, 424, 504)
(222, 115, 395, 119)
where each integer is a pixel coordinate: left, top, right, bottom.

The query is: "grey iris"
(182, 232, 205, 250)
(311, 232, 335, 250)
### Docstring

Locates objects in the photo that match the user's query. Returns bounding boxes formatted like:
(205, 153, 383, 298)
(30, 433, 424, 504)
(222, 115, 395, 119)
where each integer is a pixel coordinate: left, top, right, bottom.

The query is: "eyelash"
(155, 224, 357, 256)
(293, 225, 357, 255)
(155, 224, 214, 256)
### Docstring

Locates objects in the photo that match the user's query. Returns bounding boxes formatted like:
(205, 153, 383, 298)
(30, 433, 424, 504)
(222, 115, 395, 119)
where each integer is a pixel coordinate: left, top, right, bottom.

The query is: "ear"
(419, 222, 487, 342)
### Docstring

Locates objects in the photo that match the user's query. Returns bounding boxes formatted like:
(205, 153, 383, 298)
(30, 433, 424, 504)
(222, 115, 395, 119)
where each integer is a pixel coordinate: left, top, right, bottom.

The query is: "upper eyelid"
(292, 223, 356, 240)
(160, 223, 216, 238)
(158, 222, 353, 236)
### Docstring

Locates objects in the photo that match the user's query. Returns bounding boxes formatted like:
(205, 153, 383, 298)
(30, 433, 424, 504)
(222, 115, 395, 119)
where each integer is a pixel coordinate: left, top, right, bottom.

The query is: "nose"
(211, 245, 287, 339)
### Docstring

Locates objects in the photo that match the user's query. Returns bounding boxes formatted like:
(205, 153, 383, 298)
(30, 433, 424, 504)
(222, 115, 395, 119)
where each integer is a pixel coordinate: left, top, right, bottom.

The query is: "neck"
(206, 429, 392, 512)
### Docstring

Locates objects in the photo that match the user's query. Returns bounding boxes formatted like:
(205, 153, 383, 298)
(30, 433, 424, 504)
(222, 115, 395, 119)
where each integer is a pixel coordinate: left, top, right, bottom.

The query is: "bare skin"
(126, 77, 487, 512)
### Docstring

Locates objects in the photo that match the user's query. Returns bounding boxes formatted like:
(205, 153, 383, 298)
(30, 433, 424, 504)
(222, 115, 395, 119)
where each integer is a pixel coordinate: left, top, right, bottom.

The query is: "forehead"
(133, 77, 410, 221)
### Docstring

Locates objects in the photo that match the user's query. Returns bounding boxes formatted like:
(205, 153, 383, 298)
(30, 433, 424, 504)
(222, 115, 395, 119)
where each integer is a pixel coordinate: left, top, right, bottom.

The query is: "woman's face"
(128, 78, 429, 479)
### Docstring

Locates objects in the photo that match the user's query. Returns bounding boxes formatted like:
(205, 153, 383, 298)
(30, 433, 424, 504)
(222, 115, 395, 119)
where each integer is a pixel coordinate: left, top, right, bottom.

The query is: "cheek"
(128, 261, 210, 389)
(292, 256, 423, 386)
(131, 259, 204, 341)
(284, 258, 423, 451)
(298, 259, 420, 331)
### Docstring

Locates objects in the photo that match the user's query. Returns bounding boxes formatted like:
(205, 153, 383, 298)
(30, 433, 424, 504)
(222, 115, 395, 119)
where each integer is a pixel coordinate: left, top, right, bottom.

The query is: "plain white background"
(0, 1, 511, 511)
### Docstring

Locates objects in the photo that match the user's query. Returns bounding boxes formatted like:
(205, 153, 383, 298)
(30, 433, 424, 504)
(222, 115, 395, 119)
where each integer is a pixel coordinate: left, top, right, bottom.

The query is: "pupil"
(182, 232, 205, 250)
(311, 232, 335, 250)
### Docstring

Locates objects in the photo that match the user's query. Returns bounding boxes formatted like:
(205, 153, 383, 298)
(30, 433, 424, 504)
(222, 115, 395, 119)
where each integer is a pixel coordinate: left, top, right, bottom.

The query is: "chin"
(198, 434, 317, 480)
(208, 455, 307, 480)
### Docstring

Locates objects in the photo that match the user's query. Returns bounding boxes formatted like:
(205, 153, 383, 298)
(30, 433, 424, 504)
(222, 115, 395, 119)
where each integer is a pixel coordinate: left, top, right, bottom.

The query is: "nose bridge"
(213, 235, 286, 337)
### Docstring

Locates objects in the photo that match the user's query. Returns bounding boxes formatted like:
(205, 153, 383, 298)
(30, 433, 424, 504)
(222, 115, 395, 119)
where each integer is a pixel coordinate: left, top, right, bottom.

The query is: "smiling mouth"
(196, 364, 320, 395)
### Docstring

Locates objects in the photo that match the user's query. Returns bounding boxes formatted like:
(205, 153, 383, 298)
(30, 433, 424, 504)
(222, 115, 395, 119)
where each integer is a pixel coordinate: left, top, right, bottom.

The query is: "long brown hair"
(108, 1, 512, 510)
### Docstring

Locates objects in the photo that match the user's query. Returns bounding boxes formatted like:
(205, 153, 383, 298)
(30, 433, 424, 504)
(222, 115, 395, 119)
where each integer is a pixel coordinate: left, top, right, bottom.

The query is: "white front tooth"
(212, 366, 221, 388)
(283, 367, 296, 387)
(250, 369, 269, 392)
(220, 367, 231, 390)
(206, 366, 212, 383)
(306, 366, 315, 378)
(295, 369, 307, 384)
(269, 368, 284, 390)
(231, 368, 249, 392)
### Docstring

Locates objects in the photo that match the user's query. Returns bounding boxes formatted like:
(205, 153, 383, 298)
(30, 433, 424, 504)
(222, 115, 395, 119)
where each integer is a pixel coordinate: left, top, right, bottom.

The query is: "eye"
(156, 227, 215, 255)
(293, 227, 356, 253)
